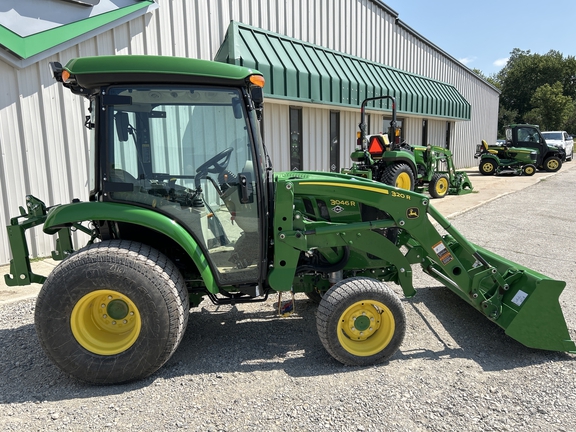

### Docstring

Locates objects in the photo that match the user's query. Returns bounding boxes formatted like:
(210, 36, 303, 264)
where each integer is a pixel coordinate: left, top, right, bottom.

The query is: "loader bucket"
(450, 171, 474, 195)
(422, 202, 575, 355)
(474, 245, 576, 353)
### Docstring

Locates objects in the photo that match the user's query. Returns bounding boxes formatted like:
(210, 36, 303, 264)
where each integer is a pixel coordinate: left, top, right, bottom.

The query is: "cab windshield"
(103, 85, 262, 285)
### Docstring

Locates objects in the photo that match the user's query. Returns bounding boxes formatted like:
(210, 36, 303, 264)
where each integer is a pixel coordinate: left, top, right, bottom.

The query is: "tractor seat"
(482, 140, 498, 155)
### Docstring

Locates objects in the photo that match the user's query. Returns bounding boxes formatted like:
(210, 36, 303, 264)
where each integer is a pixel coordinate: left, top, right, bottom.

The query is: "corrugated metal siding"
(0, 0, 499, 264)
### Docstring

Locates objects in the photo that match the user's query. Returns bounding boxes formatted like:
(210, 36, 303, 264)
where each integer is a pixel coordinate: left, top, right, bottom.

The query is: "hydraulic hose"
(295, 246, 350, 275)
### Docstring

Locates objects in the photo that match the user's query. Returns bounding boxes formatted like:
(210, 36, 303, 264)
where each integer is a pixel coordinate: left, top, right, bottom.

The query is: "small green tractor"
(4, 56, 575, 384)
(474, 140, 538, 176)
(342, 96, 473, 198)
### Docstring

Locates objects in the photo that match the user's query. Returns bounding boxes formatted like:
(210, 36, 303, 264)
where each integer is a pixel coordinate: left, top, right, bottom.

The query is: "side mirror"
(251, 87, 264, 107)
(49, 62, 64, 82)
(250, 87, 264, 121)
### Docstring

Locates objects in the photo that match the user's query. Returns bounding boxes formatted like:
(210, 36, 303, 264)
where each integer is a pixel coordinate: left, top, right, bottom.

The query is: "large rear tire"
(428, 173, 449, 198)
(479, 159, 496, 175)
(381, 163, 414, 191)
(35, 240, 189, 384)
(316, 277, 406, 366)
(543, 156, 562, 172)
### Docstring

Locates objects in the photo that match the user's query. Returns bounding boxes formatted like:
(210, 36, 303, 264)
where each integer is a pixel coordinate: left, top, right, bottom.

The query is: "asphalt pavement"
(1, 163, 573, 305)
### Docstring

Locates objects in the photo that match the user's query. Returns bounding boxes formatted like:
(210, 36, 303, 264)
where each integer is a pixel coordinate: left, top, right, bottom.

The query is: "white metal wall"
(0, 0, 499, 264)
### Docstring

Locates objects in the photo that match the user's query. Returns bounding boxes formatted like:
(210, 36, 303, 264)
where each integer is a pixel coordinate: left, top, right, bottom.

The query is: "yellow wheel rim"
(524, 166, 535, 175)
(395, 172, 412, 190)
(435, 177, 449, 196)
(481, 162, 494, 173)
(547, 160, 559, 170)
(337, 300, 395, 356)
(71, 289, 141, 355)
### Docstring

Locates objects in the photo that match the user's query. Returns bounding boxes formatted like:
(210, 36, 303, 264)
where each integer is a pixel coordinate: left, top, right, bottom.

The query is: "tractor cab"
(51, 56, 270, 289)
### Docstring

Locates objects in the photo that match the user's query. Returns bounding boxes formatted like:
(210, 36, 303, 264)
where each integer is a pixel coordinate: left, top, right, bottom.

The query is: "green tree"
(497, 105, 517, 137)
(527, 82, 573, 130)
(565, 101, 576, 134)
(472, 68, 501, 89)
(496, 49, 576, 134)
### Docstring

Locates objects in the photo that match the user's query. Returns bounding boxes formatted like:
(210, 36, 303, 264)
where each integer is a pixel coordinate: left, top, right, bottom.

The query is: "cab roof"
(61, 55, 263, 93)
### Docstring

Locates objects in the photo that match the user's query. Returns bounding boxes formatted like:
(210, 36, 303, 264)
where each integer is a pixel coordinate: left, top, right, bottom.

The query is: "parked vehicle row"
(475, 124, 569, 176)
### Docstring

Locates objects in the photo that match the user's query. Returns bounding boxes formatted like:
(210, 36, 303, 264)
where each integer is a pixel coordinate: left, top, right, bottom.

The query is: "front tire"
(544, 156, 562, 172)
(381, 163, 414, 191)
(522, 164, 536, 176)
(316, 277, 406, 366)
(35, 240, 189, 384)
(428, 173, 449, 198)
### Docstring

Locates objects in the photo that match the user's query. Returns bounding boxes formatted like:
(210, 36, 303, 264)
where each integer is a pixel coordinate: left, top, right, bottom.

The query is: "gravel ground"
(1, 168, 576, 431)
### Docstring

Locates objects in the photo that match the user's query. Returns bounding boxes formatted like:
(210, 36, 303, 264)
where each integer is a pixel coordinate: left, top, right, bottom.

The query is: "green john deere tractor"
(342, 96, 473, 198)
(4, 56, 575, 384)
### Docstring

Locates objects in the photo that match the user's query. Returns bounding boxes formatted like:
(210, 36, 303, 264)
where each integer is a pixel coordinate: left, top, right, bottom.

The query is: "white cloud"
(493, 57, 509, 67)
(458, 56, 476, 65)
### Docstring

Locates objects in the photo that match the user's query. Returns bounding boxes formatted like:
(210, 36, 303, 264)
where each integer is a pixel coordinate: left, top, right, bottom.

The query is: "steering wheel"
(196, 147, 234, 175)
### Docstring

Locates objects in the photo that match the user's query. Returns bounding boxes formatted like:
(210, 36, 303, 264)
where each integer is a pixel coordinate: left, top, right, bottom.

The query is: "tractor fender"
(43, 201, 218, 294)
(381, 155, 418, 178)
(479, 153, 500, 164)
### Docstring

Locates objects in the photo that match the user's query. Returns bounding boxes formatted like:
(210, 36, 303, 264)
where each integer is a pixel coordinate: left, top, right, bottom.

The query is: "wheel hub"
(396, 172, 411, 189)
(437, 179, 448, 192)
(353, 314, 371, 332)
(107, 299, 129, 320)
(337, 300, 395, 356)
(71, 289, 141, 355)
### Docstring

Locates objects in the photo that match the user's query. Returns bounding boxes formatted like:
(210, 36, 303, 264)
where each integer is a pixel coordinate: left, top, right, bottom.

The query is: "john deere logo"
(332, 205, 344, 214)
(407, 207, 419, 219)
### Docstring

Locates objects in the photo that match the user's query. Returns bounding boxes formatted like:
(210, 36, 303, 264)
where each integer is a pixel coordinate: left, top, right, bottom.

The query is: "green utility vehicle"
(505, 124, 564, 171)
(5, 56, 575, 384)
(474, 139, 538, 176)
(342, 96, 473, 198)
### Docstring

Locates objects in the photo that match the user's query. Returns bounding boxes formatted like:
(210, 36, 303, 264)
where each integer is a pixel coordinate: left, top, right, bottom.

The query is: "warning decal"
(432, 241, 453, 265)
(511, 290, 528, 306)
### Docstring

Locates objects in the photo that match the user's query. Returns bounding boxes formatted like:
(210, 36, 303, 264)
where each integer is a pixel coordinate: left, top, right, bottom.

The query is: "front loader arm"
(268, 172, 576, 354)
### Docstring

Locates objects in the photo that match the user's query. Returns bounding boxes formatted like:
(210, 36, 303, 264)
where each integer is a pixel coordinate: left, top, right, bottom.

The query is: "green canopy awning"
(215, 22, 470, 120)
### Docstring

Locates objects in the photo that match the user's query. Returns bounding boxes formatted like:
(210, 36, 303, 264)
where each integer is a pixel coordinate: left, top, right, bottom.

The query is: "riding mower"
(474, 140, 538, 176)
(342, 96, 473, 198)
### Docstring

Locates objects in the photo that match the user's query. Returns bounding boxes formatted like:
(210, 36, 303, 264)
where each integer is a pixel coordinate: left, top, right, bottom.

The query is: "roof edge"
(0, 1, 158, 69)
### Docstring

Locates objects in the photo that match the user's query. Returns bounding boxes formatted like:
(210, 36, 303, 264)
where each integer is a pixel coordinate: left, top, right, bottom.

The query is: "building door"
(422, 119, 428, 146)
(445, 121, 451, 150)
(330, 111, 340, 173)
(289, 107, 302, 170)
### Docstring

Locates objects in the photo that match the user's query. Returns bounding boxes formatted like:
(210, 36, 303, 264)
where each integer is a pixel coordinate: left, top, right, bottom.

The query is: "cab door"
(105, 85, 263, 286)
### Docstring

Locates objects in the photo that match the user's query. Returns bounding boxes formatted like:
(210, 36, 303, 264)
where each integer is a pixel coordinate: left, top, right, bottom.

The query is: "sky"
(382, 0, 576, 76)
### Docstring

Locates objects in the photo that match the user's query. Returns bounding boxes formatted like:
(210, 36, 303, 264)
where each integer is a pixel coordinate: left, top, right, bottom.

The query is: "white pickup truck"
(541, 130, 574, 161)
